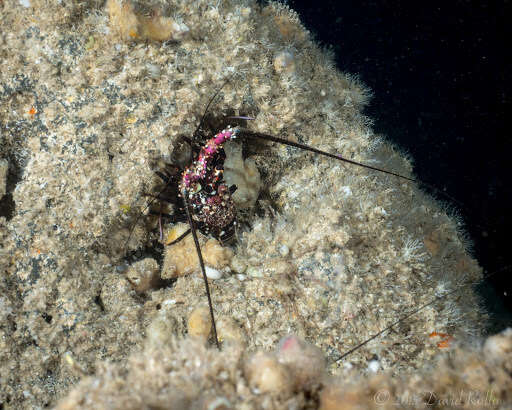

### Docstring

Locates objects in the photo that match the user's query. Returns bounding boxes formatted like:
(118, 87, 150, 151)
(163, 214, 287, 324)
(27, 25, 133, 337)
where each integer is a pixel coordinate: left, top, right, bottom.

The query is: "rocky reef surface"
(0, 0, 505, 408)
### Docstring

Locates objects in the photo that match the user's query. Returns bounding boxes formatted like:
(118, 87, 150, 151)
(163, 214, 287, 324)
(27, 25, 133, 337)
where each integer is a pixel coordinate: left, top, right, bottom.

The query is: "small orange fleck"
(28, 107, 37, 115)
(429, 331, 453, 348)
(437, 338, 453, 349)
(69, 222, 74, 229)
(129, 30, 138, 38)
(36, 249, 41, 254)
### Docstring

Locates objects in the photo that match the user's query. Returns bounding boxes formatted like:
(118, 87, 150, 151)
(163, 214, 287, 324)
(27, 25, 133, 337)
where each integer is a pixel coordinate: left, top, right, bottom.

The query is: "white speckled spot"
(205, 266, 222, 280)
(273, 51, 295, 73)
(278, 244, 289, 257)
(246, 266, 263, 278)
(367, 360, 380, 373)
(206, 396, 231, 410)
(341, 186, 352, 197)
(343, 361, 353, 370)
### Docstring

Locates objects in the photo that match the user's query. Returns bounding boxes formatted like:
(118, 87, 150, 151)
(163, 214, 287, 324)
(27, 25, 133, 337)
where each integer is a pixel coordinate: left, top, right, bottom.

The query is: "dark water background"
(286, 0, 511, 332)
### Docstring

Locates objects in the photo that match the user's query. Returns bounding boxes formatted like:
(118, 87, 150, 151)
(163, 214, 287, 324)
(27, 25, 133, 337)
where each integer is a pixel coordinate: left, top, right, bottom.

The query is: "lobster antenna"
(183, 190, 220, 349)
(335, 290, 455, 362)
(235, 128, 507, 361)
(237, 129, 470, 211)
(334, 265, 511, 362)
(238, 129, 415, 180)
(193, 76, 233, 140)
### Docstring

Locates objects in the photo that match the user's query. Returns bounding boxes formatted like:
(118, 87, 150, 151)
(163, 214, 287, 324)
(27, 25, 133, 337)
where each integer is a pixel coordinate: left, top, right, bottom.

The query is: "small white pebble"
(236, 274, 246, 281)
(341, 186, 352, 197)
(343, 361, 353, 370)
(19, 0, 31, 7)
(246, 266, 263, 278)
(170, 21, 189, 40)
(367, 359, 380, 373)
(205, 266, 222, 280)
(206, 396, 231, 410)
(279, 244, 290, 257)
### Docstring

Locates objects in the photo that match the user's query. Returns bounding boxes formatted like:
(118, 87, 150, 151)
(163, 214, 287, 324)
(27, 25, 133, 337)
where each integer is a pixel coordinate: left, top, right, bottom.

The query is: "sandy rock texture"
(55, 330, 512, 409)
(0, 0, 494, 408)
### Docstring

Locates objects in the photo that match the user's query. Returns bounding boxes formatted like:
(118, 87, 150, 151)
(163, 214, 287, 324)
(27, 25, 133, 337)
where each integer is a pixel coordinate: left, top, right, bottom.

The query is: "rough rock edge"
(55, 329, 512, 409)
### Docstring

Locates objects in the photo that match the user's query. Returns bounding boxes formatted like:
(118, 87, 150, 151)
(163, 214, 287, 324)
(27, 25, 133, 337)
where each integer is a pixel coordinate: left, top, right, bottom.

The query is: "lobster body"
(179, 127, 238, 242)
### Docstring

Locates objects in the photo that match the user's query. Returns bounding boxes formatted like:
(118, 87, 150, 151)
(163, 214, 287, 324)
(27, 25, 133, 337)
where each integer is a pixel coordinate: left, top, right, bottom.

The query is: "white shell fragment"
(205, 266, 223, 280)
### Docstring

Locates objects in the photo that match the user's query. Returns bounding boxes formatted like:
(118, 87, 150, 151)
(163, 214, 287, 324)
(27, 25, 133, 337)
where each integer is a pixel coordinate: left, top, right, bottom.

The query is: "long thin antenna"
(183, 190, 220, 349)
(236, 128, 508, 363)
(237, 129, 470, 209)
(238, 130, 416, 181)
(193, 76, 233, 139)
(335, 291, 454, 362)
(335, 265, 511, 363)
